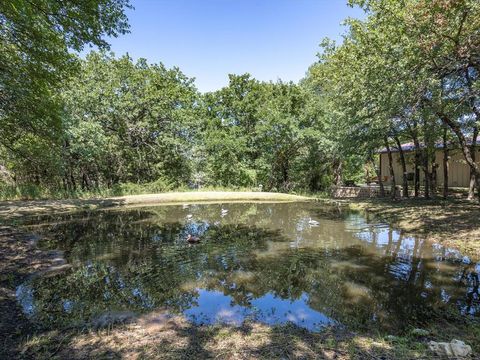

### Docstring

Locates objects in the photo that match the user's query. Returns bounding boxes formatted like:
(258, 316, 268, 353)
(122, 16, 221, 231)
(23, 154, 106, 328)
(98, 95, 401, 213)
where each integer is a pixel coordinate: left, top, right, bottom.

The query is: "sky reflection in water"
(15, 202, 479, 332)
(185, 290, 335, 330)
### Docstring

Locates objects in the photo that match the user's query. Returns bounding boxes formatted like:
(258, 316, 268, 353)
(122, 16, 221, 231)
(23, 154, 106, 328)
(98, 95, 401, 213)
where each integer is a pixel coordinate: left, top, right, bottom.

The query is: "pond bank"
(334, 197, 480, 257)
(0, 191, 311, 219)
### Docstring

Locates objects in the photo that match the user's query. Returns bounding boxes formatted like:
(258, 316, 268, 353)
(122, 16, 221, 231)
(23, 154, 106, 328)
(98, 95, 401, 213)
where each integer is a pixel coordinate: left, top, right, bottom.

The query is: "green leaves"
(0, 0, 131, 187)
(62, 52, 199, 188)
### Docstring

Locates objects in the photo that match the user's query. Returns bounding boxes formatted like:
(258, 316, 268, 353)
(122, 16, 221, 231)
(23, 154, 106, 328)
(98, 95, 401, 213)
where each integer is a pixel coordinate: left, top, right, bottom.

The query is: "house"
(379, 137, 480, 188)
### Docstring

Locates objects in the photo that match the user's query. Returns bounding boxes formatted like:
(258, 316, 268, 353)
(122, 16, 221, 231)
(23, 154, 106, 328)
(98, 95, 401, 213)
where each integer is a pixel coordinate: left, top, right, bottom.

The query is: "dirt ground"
(1, 194, 479, 359)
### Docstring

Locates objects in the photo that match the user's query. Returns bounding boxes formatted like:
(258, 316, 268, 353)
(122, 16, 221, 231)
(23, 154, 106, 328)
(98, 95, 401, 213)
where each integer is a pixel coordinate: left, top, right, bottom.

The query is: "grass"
(341, 197, 480, 256)
(17, 321, 429, 360)
(0, 181, 325, 202)
(0, 191, 312, 220)
(0, 182, 252, 201)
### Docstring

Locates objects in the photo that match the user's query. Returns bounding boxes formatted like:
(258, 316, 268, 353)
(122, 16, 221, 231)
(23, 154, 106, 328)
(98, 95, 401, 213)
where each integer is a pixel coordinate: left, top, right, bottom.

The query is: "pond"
(15, 202, 479, 333)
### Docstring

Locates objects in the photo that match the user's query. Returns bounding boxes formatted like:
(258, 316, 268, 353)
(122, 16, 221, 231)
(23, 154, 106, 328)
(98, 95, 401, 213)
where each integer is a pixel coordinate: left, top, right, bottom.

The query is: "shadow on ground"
(18, 313, 394, 360)
(349, 198, 480, 255)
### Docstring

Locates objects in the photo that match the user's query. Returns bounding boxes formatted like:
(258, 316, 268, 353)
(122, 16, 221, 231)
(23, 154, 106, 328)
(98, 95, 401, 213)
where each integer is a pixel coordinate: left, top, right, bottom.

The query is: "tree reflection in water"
(15, 202, 479, 333)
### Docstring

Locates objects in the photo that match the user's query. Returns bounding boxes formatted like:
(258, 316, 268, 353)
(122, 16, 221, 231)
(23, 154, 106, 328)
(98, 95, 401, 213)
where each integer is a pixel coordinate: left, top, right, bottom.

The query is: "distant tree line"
(0, 0, 478, 201)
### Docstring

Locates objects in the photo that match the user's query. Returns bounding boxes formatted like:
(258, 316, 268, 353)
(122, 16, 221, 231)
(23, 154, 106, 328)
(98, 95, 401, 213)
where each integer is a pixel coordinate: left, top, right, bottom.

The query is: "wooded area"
(1, 0, 479, 202)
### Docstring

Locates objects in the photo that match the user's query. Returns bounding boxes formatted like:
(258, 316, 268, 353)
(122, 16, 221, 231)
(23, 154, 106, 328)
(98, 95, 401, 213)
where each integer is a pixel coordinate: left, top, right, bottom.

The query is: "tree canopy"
(1, 0, 479, 201)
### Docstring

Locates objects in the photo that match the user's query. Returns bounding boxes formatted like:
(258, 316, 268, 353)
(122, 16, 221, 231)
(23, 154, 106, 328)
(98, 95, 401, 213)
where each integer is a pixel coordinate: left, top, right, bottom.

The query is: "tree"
(0, 0, 131, 166)
(347, 0, 480, 201)
(201, 75, 264, 187)
(309, 0, 479, 201)
(62, 52, 199, 189)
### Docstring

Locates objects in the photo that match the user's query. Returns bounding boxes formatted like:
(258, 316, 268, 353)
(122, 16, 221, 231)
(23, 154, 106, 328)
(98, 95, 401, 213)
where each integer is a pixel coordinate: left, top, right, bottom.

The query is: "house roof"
(378, 135, 480, 154)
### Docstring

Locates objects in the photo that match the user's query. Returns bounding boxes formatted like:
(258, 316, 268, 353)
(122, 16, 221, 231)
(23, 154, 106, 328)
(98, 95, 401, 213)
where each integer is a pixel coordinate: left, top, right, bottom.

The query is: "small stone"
(429, 341, 454, 357)
(411, 328, 429, 336)
(450, 339, 472, 357)
(429, 339, 472, 358)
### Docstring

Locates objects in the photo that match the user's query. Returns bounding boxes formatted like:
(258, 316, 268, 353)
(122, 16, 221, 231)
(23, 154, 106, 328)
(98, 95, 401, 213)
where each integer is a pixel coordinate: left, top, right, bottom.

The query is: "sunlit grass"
(0, 182, 321, 201)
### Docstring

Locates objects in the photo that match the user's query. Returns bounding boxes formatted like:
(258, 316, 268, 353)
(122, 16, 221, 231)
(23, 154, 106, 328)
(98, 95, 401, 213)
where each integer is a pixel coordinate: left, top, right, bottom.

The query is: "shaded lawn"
(18, 316, 423, 360)
(346, 198, 480, 257)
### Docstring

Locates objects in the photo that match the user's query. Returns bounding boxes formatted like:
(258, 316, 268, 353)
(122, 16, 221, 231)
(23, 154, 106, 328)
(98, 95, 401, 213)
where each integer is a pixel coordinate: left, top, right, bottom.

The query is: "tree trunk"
(443, 127, 449, 199)
(405, 120, 421, 197)
(423, 149, 430, 199)
(70, 171, 76, 191)
(430, 152, 438, 198)
(413, 151, 420, 197)
(467, 127, 478, 200)
(394, 136, 409, 198)
(465, 66, 480, 200)
(369, 154, 385, 197)
(384, 137, 396, 200)
(424, 117, 438, 199)
(439, 112, 480, 203)
(333, 158, 343, 186)
(282, 158, 289, 191)
(408, 129, 421, 198)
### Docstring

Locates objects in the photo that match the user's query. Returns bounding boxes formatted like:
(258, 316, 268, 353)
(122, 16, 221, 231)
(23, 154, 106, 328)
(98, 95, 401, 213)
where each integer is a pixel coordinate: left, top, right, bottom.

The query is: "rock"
(92, 311, 136, 328)
(429, 341, 454, 357)
(429, 339, 472, 358)
(450, 339, 472, 357)
(411, 328, 429, 336)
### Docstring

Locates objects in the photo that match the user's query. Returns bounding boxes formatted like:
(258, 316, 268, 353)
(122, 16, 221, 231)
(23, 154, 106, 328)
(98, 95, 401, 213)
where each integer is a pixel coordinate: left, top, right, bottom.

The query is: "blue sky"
(97, 0, 364, 92)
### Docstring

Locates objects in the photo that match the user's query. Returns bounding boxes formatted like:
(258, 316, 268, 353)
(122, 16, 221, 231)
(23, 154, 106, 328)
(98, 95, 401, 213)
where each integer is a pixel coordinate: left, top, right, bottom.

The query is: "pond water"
(15, 202, 479, 332)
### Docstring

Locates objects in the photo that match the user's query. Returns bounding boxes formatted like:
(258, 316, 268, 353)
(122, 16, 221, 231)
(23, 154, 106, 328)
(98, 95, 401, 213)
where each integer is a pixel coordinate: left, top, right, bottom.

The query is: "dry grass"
(0, 191, 311, 219)
(19, 314, 421, 360)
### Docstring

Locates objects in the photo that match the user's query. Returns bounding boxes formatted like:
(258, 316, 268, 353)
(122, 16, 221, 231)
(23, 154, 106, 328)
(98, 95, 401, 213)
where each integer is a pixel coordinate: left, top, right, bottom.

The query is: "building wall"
(379, 148, 480, 188)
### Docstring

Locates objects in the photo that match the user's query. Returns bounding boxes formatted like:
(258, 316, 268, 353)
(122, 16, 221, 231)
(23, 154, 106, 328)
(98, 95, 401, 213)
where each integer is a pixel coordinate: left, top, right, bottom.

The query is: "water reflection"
(15, 202, 479, 332)
(185, 290, 335, 329)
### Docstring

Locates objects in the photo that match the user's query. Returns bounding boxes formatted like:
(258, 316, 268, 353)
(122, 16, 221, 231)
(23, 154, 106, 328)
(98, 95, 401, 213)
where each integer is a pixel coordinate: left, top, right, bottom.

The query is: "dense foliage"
(1, 50, 340, 195)
(0, 0, 131, 153)
(1, 0, 479, 200)
(308, 0, 480, 200)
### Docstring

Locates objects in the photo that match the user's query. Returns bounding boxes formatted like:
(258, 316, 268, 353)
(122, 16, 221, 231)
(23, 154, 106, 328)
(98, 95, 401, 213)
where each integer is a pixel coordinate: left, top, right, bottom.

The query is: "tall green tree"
(0, 0, 131, 161)
(62, 52, 199, 190)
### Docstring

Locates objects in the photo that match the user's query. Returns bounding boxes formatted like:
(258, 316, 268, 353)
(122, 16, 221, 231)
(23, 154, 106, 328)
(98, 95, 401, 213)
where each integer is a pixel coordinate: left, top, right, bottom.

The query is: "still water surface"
(16, 202, 479, 332)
